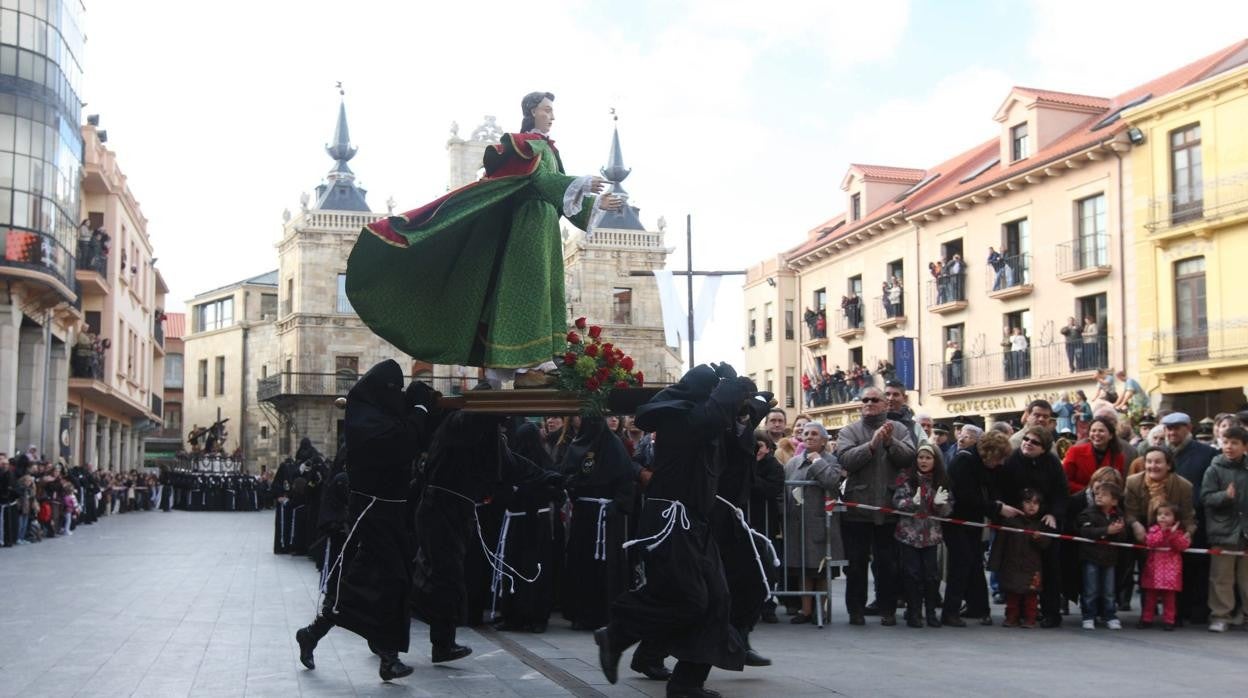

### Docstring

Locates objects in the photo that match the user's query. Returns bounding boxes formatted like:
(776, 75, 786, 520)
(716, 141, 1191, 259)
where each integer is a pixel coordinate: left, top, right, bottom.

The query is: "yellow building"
(742, 254, 800, 417)
(1125, 60, 1248, 417)
(747, 40, 1248, 429)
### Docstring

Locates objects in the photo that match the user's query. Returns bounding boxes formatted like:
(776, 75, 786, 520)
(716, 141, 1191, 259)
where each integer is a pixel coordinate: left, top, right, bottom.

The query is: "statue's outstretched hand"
(598, 194, 624, 211)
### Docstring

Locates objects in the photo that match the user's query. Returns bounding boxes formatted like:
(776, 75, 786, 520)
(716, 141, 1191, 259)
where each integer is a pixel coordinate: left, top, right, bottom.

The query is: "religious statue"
(345, 92, 623, 369)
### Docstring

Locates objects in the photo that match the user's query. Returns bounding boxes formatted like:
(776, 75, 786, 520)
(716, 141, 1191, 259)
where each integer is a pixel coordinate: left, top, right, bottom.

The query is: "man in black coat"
(1164, 412, 1219, 623)
(748, 432, 786, 624)
(595, 363, 755, 698)
(295, 359, 436, 682)
(941, 430, 1008, 626)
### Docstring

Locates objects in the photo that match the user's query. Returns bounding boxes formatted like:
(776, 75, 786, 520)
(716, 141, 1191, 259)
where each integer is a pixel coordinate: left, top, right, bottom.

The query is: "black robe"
(560, 417, 635, 629)
(498, 422, 563, 630)
(272, 459, 299, 554)
(609, 365, 752, 671)
(413, 411, 559, 645)
(323, 360, 426, 653)
(711, 394, 774, 633)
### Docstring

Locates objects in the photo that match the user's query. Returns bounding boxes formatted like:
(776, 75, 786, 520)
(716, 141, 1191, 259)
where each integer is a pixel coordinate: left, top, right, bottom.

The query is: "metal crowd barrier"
(745, 479, 848, 629)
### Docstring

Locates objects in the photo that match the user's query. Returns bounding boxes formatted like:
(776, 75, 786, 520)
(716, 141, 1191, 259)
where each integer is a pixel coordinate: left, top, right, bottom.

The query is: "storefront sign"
(944, 389, 1067, 417)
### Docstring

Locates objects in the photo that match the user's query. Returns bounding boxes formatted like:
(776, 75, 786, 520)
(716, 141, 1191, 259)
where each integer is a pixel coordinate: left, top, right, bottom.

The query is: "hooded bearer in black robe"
(495, 421, 564, 632)
(295, 360, 436, 682)
(412, 408, 563, 664)
(595, 363, 755, 698)
(560, 416, 635, 630)
(272, 457, 299, 553)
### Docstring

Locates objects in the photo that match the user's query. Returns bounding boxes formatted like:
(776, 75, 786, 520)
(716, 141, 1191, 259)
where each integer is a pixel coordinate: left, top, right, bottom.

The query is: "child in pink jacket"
(1138, 502, 1190, 630)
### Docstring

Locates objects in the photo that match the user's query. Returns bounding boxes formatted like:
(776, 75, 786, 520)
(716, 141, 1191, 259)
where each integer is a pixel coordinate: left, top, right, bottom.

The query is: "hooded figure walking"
(595, 363, 759, 698)
(295, 359, 438, 682)
(412, 407, 565, 664)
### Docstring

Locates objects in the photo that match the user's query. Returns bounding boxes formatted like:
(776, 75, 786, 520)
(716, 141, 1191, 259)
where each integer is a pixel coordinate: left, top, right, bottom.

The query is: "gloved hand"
(912, 489, 923, 506)
(735, 376, 758, 395)
(299, 463, 309, 474)
(404, 380, 440, 412)
(933, 487, 950, 506)
(711, 362, 737, 380)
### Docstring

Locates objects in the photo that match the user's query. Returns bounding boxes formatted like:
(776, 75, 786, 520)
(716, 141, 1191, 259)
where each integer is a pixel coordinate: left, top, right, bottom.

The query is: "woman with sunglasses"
(996, 426, 1069, 627)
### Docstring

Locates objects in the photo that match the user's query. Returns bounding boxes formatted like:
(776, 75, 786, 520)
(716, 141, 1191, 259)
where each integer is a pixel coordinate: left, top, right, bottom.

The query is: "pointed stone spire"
(595, 109, 644, 232)
(314, 83, 370, 212)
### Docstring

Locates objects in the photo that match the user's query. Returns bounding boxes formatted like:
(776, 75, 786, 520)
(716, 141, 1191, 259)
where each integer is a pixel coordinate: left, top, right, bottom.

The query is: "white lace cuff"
(562, 175, 596, 217)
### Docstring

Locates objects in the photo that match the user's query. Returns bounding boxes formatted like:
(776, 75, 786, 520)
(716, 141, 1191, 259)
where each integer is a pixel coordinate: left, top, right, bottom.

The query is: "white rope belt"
(317, 490, 406, 617)
(290, 504, 306, 547)
(623, 498, 690, 553)
(716, 495, 779, 602)
(277, 500, 287, 547)
(577, 497, 612, 561)
(426, 485, 541, 599)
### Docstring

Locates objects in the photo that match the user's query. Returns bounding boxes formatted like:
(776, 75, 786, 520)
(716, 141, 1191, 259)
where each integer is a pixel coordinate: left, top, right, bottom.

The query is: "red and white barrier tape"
(823, 498, 1247, 557)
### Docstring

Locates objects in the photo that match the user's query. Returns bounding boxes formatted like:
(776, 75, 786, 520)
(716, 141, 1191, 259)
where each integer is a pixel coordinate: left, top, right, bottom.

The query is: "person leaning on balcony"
(1112, 369, 1149, 417)
(888, 278, 903, 317)
(1060, 317, 1082, 372)
(1082, 318, 1102, 370)
(835, 386, 917, 626)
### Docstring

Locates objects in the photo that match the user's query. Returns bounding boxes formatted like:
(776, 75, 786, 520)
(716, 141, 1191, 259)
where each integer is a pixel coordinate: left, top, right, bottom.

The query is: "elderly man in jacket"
(836, 386, 916, 626)
(1165, 412, 1219, 624)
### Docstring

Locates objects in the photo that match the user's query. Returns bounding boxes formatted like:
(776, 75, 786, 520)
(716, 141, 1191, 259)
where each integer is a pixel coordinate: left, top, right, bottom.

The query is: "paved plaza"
(1, 510, 1244, 697)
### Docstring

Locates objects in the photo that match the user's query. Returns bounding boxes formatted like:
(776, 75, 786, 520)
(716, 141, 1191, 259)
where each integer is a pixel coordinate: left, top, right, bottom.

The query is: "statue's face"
(531, 98, 555, 133)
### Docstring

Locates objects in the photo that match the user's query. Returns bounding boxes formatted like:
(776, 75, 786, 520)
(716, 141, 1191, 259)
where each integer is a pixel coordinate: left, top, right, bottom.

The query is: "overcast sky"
(82, 1, 1248, 371)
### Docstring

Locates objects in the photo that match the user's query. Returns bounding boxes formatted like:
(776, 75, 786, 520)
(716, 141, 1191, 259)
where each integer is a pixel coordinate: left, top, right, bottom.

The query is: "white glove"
(933, 487, 950, 506)
(912, 489, 923, 506)
(299, 463, 309, 474)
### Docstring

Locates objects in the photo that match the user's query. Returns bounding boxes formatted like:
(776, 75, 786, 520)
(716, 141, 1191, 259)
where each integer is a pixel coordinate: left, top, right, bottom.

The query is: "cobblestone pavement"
(1, 510, 1244, 697)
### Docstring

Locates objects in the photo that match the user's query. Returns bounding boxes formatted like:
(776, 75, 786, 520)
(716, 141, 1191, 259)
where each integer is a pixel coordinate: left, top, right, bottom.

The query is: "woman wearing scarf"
(561, 416, 636, 630)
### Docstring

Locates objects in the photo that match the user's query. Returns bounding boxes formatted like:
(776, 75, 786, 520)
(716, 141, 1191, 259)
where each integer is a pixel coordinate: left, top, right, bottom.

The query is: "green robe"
(346, 136, 593, 368)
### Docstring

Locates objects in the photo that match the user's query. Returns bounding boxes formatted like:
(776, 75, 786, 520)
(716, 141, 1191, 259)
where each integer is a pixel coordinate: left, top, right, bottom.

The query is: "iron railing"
(873, 293, 905, 322)
(926, 273, 967, 308)
(835, 302, 865, 332)
(1056, 235, 1110, 275)
(151, 395, 163, 418)
(929, 338, 1110, 391)
(986, 253, 1030, 292)
(1, 229, 77, 299)
(76, 239, 108, 277)
(1146, 171, 1248, 232)
(1150, 318, 1248, 365)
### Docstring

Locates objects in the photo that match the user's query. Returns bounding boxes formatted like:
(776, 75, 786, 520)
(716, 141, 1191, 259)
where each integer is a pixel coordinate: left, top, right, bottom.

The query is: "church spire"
(596, 109, 644, 231)
(313, 83, 370, 212)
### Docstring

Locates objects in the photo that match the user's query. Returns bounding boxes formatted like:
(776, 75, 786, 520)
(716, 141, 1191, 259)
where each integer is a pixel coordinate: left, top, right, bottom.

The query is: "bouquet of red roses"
(554, 317, 644, 415)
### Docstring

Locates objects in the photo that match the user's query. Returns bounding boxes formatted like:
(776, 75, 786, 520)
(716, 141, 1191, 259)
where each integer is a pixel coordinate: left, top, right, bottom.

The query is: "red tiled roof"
(164, 312, 186, 340)
(788, 39, 1248, 263)
(1011, 87, 1111, 111)
(848, 164, 928, 183)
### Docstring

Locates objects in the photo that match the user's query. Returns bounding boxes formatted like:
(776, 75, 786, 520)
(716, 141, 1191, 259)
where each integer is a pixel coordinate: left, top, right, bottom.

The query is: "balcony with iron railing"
(929, 337, 1110, 393)
(75, 239, 109, 295)
(873, 293, 905, 330)
(1146, 172, 1248, 235)
(986, 253, 1032, 299)
(926, 273, 967, 314)
(834, 302, 865, 340)
(1, 229, 78, 302)
(801, 313, 828, 348)
(1150, 318, 1248, 368)
(1056, 235, 1111, 282)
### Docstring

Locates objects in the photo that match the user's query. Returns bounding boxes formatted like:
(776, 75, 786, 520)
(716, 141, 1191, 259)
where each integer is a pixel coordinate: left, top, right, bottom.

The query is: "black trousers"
(943, 524, 989, 618)
(842, 519, 898, 616)
(670, 661, 712, 689)
(900, 544, 941, 618)
(1040, 540, 1062, 621)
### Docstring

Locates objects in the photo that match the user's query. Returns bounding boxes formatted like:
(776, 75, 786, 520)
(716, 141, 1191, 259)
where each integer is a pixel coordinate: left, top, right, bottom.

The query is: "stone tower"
(562, 119, 683, 385)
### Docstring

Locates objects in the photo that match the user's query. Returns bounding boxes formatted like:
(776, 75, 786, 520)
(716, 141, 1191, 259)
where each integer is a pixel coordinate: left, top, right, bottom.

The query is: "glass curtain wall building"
(0, 0, 85, 295)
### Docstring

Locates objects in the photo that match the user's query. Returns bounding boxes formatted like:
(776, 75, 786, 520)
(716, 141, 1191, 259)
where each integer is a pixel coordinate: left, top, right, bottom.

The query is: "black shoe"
(594, 628, 621, 685)
(941, 614, 967, 627)
(790, 612, 812, 625)
(905, 616, 923, 628)
(926, 613, 942, 628)
(1040, 617, 1062, 629)
(880, 615, 897, 626)
(848, 613, 866, 626)
(760, 608, 778, 624)
(630, 657, 672, 681)
(378, 655, 413, 681)
(744, 649, 772, 667)
(528, 621, 548, 634)
(1163, 623, 1176, 631)
(431, 644, 472, 663)
(666, 686, 722, 698)
(979, 615, 994, 626)
(862, 601, 881, 616)
(295, 628, 317, 670)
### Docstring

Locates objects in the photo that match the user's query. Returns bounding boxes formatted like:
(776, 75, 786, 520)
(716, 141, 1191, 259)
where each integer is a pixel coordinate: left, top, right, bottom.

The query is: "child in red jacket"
(1138, 502, 1190, 630)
